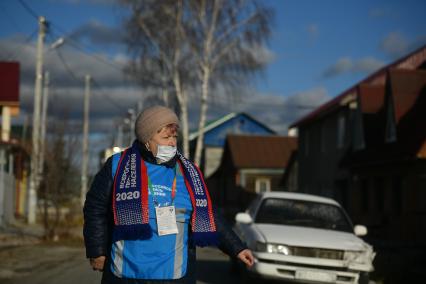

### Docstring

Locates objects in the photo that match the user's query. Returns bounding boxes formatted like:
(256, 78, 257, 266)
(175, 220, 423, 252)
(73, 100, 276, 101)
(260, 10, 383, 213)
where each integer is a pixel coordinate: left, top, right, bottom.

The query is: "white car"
(233, 192, 375, 284)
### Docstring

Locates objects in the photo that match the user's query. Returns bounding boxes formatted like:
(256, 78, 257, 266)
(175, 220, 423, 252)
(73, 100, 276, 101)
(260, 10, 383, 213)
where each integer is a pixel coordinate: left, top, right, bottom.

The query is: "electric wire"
(91, 78, 129, 113)
(17, 0, 39, 20)
(54, 47, 83, 83)
(0, 28, 38, 61)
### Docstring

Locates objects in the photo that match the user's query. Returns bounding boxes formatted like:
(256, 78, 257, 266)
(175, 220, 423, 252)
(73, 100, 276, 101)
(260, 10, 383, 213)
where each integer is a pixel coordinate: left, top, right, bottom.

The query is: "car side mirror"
(354, 225, 368, 236)
(235, 212, 253, 224)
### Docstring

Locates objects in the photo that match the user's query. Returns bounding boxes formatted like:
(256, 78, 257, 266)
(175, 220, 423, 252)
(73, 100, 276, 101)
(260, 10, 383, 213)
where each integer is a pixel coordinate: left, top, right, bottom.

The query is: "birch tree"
(122, 0, 195, 157)
(121, 0, 272, 163)
(187, 0, 272, 165)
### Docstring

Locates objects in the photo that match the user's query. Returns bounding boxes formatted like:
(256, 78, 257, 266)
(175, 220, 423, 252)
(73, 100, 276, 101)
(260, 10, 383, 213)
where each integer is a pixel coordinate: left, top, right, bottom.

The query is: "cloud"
(0, 35, 139, 136)
(379, 32, 408, 58)
(68, 20, 124, 47)
(0, 36, 130, 88)
(353, 57, 385, 73)
(322, 57, 384, 78)
(322, 57, 352, 78)
(203, 87, 330, 134)
(239, 43, 275, 66)
(380, 32, 426, 59)
(0, 32, 326, 170)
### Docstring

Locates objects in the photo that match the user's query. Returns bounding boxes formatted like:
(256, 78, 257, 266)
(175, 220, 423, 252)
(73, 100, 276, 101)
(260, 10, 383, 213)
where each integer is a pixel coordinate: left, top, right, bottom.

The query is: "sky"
(1, 0, 426, 167)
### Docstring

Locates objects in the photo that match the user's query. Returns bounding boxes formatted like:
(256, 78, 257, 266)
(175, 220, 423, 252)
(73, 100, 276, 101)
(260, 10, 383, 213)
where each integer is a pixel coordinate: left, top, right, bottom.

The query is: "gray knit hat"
(134, 106, 179, 143)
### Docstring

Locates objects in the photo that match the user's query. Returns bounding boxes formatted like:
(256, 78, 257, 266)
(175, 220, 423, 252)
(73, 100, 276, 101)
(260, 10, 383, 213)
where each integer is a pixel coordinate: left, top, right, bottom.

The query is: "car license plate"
(295, 270, 336, 283)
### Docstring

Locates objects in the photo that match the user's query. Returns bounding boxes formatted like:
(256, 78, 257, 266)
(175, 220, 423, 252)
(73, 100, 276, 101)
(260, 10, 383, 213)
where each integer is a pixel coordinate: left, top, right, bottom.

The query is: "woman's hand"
(90, 256, 106, 272)
(237, 249, 255, 267)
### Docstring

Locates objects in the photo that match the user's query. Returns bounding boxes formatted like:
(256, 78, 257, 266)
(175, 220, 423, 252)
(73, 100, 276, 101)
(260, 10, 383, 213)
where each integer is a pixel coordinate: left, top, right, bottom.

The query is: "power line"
(91, 78, 129, 113)
(0, 28, 38, 61)
(18, 0, 126, 73)
(17, 0, 39, 20)
(54, 47, 83, 83)
(0, 1, 25, 33)
(48, 27, 125, 73)
(44, 33, 130, 112)
(52, 49, 129, 113)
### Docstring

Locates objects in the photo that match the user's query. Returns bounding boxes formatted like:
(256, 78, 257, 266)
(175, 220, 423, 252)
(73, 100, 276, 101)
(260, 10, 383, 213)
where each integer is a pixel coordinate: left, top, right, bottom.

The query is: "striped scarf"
(112, 141, 218, 247)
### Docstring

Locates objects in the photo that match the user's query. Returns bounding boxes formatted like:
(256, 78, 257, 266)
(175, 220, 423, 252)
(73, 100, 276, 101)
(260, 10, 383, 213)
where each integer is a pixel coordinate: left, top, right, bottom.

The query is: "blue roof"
(189, 112, 275, 147)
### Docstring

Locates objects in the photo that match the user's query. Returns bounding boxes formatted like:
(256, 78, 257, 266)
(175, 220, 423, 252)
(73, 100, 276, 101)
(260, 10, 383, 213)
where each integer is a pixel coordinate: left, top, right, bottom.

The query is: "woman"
(83, 106, 254, 284)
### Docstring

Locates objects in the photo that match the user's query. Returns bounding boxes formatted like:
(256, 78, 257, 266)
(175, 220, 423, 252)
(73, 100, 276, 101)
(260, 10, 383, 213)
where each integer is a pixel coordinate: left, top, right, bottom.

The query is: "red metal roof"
(388, 68, 426, 123)
(358, 84, 385, 114)
(226, 135, 297, 169)
(342, 68, 426, 164)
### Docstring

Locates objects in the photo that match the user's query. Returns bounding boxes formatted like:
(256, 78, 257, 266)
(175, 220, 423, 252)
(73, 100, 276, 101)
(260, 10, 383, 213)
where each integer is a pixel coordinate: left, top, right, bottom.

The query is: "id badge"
(155, 206, 179, 236)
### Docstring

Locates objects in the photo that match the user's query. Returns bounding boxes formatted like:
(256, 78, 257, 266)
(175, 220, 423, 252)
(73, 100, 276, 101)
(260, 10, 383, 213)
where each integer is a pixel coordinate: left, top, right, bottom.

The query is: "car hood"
(255, 224, 368, 251)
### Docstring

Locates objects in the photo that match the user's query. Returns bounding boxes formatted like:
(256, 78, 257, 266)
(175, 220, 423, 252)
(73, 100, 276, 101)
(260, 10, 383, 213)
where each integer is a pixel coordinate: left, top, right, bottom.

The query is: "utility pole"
(128, 109, 136, 145)
(116, 124, 123, 148)
(0, 106, 10, 226)
(29, 16, 47, 224)
(39, 71, 49, 182)
(137, 101, 143, 114)
(81, 75, 91, 207)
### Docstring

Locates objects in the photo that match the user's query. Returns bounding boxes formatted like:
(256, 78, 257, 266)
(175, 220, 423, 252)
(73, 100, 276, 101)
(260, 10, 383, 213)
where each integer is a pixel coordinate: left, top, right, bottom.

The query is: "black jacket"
(83, 143, 247, 282)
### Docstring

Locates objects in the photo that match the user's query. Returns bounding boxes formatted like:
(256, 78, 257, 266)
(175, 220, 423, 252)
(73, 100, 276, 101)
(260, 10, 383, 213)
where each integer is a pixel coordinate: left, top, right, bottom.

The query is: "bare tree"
(188, 0, 272, 165)
(121, 0, 272, 163)
(38, 116, 80, 240)
(122, 0, 196, 157)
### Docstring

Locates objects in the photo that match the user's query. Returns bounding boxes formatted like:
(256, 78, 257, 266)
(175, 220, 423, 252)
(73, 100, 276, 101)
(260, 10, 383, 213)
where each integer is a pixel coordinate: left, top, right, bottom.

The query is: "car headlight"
(344, 251, 367, 264)
(256, 242, 292, 255)
(268, 244, 291, 255)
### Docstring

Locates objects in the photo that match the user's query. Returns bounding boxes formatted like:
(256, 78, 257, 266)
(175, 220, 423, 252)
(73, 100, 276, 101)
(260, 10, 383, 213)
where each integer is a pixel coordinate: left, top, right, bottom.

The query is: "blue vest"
(110, 153, 193, 279)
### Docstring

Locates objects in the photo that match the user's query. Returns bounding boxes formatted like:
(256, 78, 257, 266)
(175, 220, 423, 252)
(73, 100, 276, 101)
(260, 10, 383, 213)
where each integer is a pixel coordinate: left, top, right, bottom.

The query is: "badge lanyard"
(147, 166, 177, 208)
(147, 166, 179, 236)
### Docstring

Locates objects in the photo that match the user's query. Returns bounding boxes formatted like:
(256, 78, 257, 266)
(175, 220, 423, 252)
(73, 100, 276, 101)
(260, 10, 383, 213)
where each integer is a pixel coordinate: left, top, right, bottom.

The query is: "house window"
(255, 178, 271, 194)
(337, 114, 345, 149)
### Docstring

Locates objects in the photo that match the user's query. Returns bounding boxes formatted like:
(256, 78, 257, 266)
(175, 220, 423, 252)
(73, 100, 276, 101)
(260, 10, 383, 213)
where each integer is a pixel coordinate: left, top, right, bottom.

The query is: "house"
(289, 44, 426, 245)
(208, 134, 297, 220)
(280, 150, 298, 192)
(189, 112, 275, 177)
(0, 139, 30, 225)
(0, 62, 29, 226)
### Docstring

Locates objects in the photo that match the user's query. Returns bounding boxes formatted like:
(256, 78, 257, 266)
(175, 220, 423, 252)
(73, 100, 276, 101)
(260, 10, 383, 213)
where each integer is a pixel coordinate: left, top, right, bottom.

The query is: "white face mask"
(155, 144, 177, 163)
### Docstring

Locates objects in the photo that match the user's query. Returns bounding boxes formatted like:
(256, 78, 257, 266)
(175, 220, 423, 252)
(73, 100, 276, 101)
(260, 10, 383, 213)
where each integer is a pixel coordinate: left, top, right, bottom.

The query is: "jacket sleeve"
(83, 157, 113, 258)
(214, 208, 248, 258)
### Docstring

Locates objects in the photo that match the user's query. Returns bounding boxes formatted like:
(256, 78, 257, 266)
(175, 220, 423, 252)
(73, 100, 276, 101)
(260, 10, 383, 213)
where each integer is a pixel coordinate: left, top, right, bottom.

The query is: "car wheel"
(358, 272, 369, 284)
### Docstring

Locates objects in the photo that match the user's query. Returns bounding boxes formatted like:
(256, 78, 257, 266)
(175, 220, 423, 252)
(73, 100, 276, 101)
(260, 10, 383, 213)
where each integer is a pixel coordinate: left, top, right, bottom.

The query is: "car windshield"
(255, 198, 353, 233)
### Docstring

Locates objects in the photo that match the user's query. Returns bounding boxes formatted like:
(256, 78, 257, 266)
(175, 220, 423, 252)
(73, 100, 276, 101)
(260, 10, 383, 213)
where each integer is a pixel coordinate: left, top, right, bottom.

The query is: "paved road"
(0, 244, 263, 284)
(0, 244, 101, 284)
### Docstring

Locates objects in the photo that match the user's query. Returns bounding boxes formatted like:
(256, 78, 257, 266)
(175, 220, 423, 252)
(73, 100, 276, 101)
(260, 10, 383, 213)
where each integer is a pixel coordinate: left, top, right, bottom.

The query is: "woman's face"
(146, 125, 178, 156)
